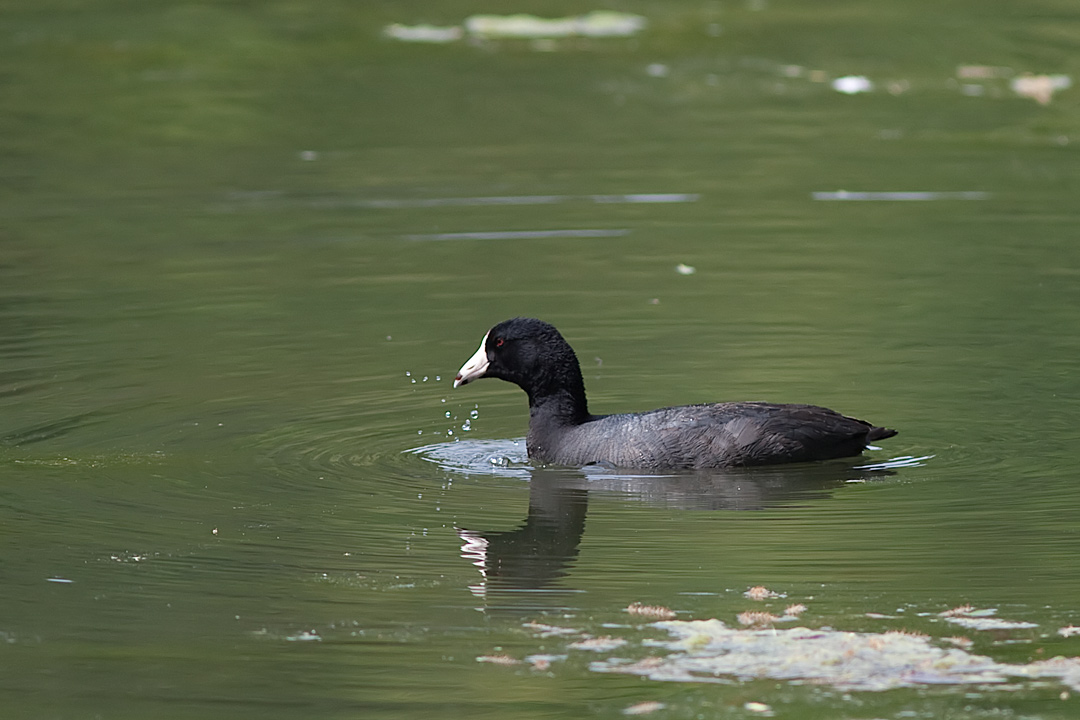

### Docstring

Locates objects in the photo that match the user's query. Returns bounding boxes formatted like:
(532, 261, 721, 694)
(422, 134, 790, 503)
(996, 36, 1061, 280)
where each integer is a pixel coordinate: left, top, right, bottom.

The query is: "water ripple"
(407, 438, 532, 479)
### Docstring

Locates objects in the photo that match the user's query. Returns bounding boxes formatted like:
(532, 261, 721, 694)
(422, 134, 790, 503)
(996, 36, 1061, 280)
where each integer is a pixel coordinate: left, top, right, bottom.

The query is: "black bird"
(453, 318, 896, 470)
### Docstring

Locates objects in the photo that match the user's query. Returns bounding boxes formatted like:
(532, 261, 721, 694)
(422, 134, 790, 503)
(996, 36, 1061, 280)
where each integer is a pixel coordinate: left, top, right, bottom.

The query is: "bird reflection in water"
(459, 468, 588, 601)
(458, 460, 901, 606)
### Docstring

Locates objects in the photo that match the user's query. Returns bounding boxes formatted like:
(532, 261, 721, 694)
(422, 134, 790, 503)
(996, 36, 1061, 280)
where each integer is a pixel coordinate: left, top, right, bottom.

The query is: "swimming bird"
(453, 318, 896, 469)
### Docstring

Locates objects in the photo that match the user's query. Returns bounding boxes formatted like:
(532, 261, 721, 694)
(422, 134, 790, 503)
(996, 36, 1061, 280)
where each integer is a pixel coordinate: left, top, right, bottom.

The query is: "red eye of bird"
(495, 337, 504, 348)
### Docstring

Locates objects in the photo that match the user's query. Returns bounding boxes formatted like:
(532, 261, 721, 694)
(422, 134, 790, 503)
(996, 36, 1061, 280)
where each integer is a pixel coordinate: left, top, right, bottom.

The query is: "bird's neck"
(528, 388, 589, 426)
(526, 361, 590, 426)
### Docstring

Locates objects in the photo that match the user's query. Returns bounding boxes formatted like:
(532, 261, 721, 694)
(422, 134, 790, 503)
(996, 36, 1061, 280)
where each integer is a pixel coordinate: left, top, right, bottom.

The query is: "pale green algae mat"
(481, 601, 1080, 699)
(596, 620, 1080, 692)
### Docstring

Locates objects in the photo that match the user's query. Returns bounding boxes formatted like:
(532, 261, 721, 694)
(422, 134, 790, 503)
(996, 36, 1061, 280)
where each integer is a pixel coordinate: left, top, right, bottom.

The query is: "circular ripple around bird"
(406, 438, 532, 479)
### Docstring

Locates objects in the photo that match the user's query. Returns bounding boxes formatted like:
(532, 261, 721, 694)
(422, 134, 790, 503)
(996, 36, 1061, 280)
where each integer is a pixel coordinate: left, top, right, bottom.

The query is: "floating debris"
(1060, 626, 1080, 638)
(477, 653, 522, 666)
(476, 652, 526, 666)
(284, 630, 321, 642)
(744, 586, 785, 600)
(593, 193, 699, 204)
(1011, 73, 1072, 105)
(943, 616, 1039, 631)
(385, 12, 647, 44)
(623, 701, 666, 715)
(737, 611, 783, 627)
(784, 604, 807, 618)
(957, 65, 1012, 80)
(338, 193, 699, 209)
(591, 619, 1080, 692)
(935, 606, 1010, 620)
(383, 23, 464, 43)
(405, 229, 629, 241)
(885, 629, 930, 640)
(943, 636, 975, 649)
(940, 604, 975, 617)
(569, 636, 628, 652)
(523, 621, 580, 638)
(466, 11, 647, 39)
(813, 191, 988, 202)
(832, 75, 873, 94)
(627, 603, 677, 621)
(527, 654, 563, 671)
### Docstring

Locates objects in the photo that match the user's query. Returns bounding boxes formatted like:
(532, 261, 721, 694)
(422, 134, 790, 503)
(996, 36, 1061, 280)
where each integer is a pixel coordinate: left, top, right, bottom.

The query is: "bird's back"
(528, 402, 895, 470)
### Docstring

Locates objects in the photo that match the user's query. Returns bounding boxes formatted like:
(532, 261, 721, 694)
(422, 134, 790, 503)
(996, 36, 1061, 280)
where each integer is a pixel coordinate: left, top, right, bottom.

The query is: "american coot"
(453, 317, 897, 470)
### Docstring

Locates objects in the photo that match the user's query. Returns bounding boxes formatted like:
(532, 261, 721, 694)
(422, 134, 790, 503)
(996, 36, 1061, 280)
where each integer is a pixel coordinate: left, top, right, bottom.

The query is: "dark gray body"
(528, 401, 893, 470)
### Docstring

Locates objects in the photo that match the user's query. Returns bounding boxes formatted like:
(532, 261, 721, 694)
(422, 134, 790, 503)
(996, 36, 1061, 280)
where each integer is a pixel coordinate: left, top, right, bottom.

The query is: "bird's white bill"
(453, 333, 490, 387)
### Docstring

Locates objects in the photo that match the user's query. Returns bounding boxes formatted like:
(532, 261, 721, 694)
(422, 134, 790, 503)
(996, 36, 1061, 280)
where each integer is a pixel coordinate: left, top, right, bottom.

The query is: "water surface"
(3, 1, 1080, 718)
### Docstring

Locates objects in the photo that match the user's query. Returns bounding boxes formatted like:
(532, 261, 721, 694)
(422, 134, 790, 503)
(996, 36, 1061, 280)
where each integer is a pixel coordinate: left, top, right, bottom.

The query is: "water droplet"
(423, 376, 428, 382)
(470, 409, 479, 418)
(445, 411, 451, 418)
(405, 371, 411, 376)
(447, 429, 454, 436)
(461, 420, 471, 431)
(435, 375, 441, 381)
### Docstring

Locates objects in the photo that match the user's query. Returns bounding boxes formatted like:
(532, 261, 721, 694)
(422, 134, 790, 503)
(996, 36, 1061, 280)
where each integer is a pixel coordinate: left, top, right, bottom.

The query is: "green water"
(3, 1, 1080, 718)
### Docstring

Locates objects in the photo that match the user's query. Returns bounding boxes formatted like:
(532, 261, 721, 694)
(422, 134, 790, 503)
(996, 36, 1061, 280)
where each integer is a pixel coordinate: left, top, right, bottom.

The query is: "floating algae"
(589, 619, 1080, 692)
